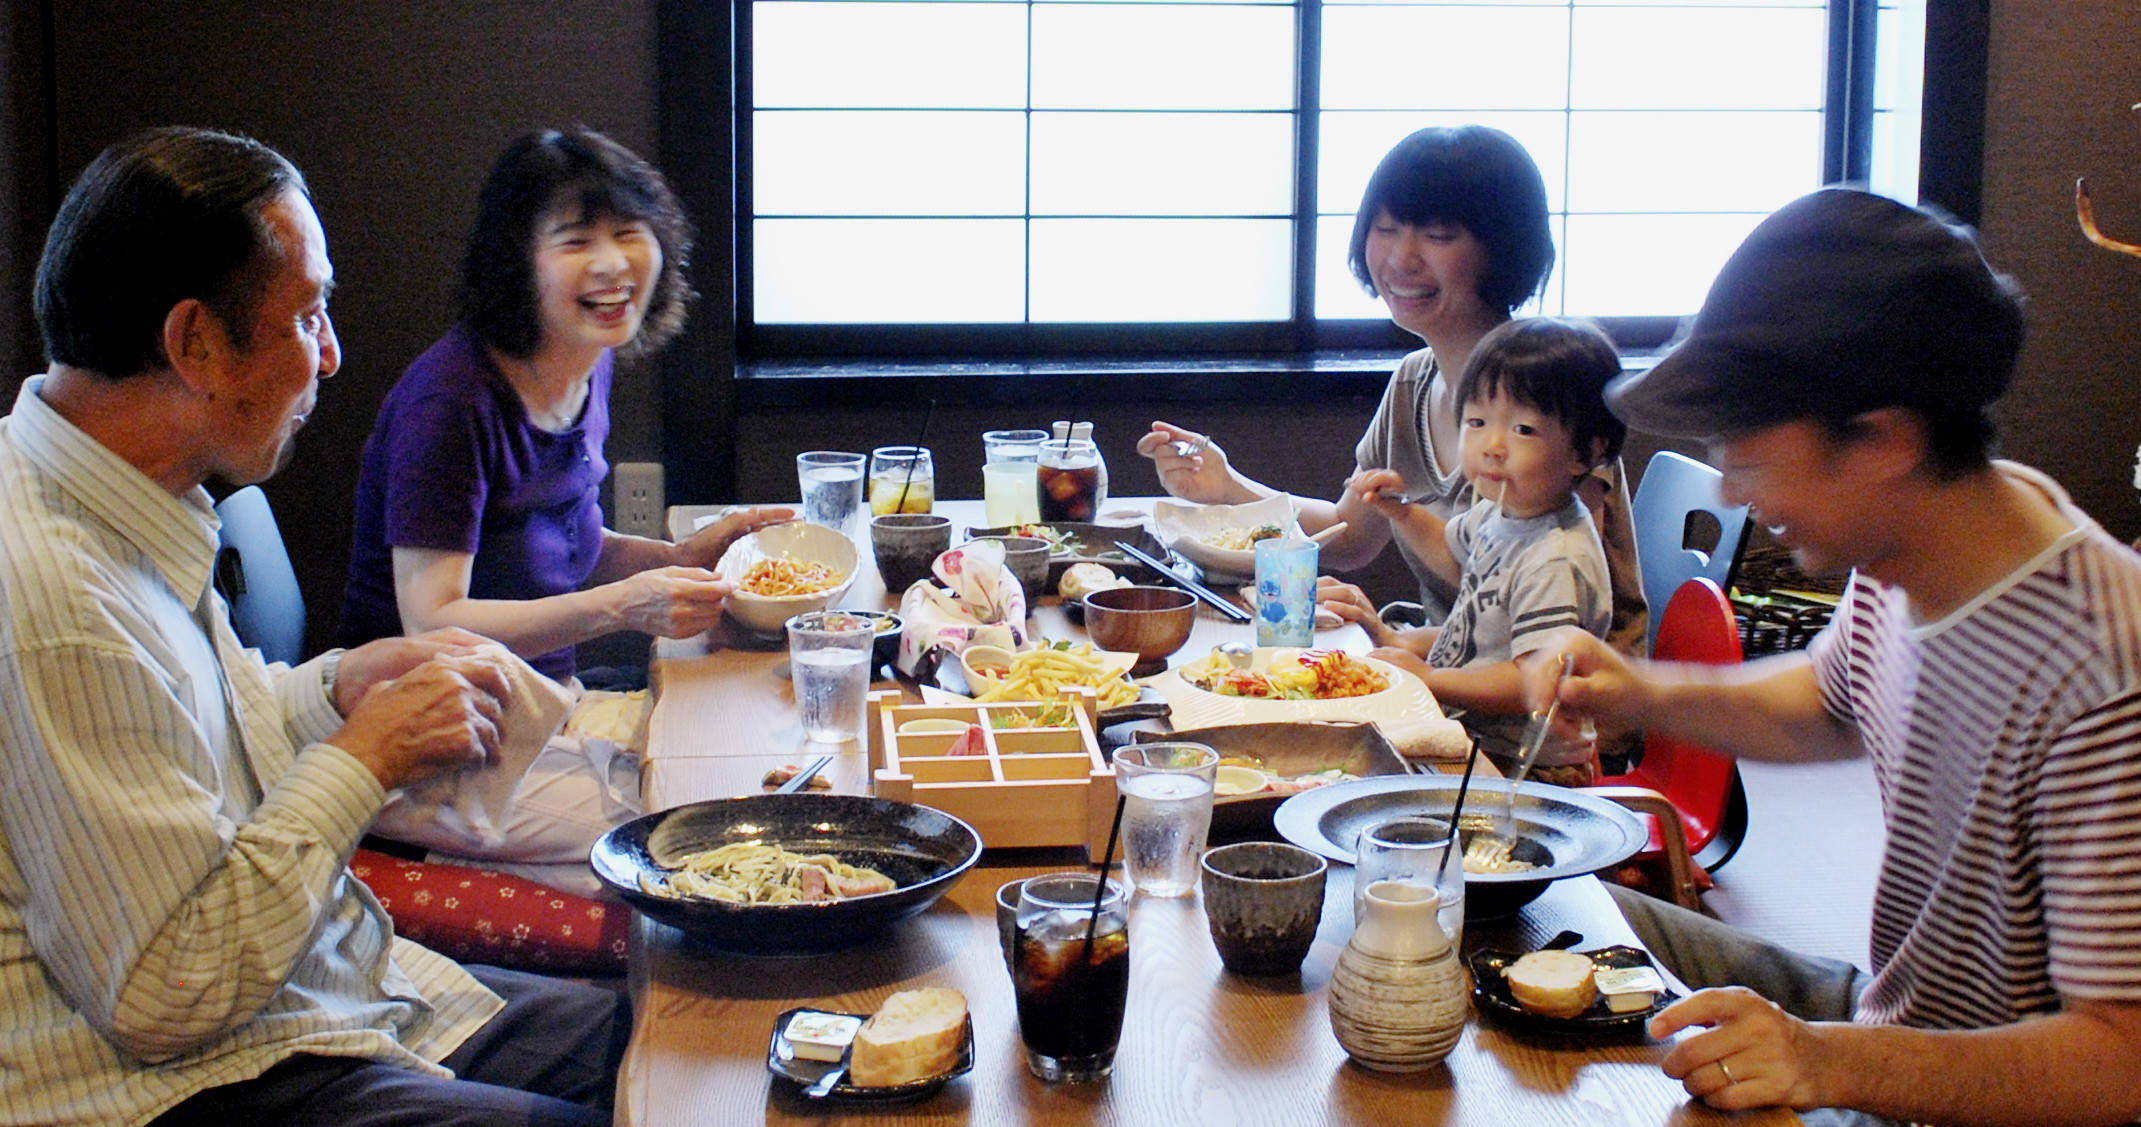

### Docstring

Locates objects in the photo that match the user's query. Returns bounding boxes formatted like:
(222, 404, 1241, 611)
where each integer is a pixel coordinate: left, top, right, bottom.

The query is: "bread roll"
(847, 988, 968, 1087)
(1505, 949, 1598, 1019)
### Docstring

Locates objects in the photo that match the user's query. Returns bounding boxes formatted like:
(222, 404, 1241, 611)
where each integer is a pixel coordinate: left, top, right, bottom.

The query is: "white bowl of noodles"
(716, 521, 860, 635)
(1152, 494, 1298, 580)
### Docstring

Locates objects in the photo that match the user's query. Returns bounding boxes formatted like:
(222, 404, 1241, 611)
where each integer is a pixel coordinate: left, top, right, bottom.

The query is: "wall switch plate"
(614, 462, 664, 539)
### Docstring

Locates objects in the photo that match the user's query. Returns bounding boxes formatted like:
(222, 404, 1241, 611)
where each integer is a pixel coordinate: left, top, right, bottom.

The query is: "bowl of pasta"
(717, 522, 861, 636)
(591, 794, 983, 954)
(1152, 495, 1298, 580)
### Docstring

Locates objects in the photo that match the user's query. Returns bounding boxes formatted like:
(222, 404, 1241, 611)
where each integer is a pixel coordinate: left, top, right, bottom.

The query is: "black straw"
(893, 399, 937, 513)
(1434, 736, 1484, 886)
(1083, 792, 1127, 956)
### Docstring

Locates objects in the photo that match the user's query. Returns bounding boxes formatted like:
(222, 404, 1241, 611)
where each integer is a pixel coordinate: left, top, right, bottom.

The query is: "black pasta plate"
(591, 794, 981, 955)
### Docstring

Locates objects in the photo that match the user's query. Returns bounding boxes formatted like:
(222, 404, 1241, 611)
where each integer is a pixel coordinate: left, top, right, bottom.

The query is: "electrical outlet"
(614, 462, 665, 539)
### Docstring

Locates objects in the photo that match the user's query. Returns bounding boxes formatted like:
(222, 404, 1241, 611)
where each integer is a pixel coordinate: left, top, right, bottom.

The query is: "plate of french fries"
(920, 641, 1161, 718)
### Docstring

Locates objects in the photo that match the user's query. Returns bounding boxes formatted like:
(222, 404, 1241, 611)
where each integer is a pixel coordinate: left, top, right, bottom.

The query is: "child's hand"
(1368, 645, 1433, 685)
(1345, 468, 1415, 521)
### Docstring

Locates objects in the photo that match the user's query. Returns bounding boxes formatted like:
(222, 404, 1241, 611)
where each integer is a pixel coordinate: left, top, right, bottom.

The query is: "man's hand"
(1519, 627, 1648, 739)
(330, 651, 511, 792)
(1651, 987, 1832, 1111)
(1135, 421, 1239, 504)
(674, 505, 795, 570)
(333, 627, 494, 716)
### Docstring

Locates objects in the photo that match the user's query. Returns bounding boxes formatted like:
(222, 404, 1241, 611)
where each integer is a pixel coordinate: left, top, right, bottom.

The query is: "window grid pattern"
(748, 0, 1904, 333)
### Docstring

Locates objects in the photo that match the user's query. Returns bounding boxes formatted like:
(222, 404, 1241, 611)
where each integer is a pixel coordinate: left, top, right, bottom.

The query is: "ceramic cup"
(970, 534, 1051, 603)
(871, 513, 952, 593)
(1199, 842, 1329, 975)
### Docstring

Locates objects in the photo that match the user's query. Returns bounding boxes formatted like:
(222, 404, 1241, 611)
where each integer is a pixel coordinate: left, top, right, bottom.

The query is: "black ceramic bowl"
(591, 794, 981, 954)
(842, 609, 903, 670)
(1272, 775, 1647, 919)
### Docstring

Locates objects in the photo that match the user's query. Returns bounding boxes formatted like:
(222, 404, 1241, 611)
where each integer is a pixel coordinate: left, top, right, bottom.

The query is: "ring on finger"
(1717, 1059, 1737, 1086)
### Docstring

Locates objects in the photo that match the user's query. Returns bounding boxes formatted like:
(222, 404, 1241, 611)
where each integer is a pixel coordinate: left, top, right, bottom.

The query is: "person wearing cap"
(1520, 187, 2141, 1124)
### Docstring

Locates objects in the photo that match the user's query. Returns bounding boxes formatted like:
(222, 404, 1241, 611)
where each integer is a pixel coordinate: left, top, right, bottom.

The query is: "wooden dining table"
(617, 499, 1797, 1127)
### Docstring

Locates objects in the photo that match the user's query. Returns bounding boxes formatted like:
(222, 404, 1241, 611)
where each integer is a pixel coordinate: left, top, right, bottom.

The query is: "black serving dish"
(964, 522, 1165, 593)
(1133, 721, 1409, 844)
(767, 1007, 975, 1103)
(1272, 775, 1647, 918)
(591, 795, 981, 954)
(1468, 944, 1678, 1034)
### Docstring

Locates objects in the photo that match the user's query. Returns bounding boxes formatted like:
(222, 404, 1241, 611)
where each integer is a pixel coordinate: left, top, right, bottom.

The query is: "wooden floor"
(1699, 756, 1885, 972)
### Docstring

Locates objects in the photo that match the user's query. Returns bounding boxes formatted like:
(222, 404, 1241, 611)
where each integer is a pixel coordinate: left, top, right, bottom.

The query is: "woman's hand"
(1136, 421, 1241, 504)
(611, 566, 735, 638)
(1316, 576, 1400, 647)
(674, 505, 795, 570)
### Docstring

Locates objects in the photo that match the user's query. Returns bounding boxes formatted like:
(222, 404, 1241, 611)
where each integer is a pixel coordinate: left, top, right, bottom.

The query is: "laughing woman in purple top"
(340, 128, 786, 886)
(342, 128, 785, 681)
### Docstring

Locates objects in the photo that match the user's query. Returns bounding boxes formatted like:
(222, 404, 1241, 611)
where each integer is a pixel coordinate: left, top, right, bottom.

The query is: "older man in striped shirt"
(1529, 189, 2141, 1127)
(0, 129, 628, 1126)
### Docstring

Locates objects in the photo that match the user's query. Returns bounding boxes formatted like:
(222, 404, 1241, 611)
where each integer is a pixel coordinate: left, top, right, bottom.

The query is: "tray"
(768, 1007, 976, 1103)
(866, 690, 1117, 861)
(1468, 945, 1678, 1035)
(964, 522, 1166, 594)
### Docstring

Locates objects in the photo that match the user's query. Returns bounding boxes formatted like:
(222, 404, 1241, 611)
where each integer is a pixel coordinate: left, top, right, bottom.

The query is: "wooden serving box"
(865, 688, 1116, 861)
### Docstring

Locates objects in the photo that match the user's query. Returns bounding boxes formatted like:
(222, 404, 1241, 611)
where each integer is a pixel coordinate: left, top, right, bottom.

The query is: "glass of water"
(785, 610, 877, 743)
(1111, 743, 1219, 897)
(796, 451, 866, 537)
(982, 429, 1047, 527)
(1353, 816, 1466, 949)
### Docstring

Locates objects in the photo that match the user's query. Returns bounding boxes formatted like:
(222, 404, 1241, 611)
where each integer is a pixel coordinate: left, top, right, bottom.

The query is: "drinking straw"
(1434, 735, 1484, 884)
(893, 399, 937, 513)
(1083, 792, 1127, 956)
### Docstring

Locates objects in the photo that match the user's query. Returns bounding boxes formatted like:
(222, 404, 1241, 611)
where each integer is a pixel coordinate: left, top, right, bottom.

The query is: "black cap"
(1606, 188, 2026, 439)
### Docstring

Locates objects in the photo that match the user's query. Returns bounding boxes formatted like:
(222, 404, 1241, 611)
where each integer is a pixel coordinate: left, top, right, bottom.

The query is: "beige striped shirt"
(0, 378, 501, 1126)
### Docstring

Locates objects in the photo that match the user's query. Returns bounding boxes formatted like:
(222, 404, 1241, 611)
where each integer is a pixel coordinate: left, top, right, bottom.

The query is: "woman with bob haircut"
(1138, 125, 1646, 655)
(340, 127, 788, 889)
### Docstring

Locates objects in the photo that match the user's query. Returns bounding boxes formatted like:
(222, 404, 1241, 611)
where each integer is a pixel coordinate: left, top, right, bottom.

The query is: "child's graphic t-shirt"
(1427, 495, 1612, 764)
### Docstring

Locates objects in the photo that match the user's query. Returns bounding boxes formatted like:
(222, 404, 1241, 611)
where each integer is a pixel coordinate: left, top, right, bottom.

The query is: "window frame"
(722, 0, 1891, 360)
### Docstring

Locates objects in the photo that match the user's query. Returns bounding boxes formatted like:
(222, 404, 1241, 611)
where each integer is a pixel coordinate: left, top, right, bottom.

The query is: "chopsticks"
(1111, 540, 1253, 623)
(776, 754, 834, 794)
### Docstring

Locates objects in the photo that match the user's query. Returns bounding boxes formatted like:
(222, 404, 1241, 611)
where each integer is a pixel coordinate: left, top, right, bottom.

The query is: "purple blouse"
(341, 325, 612, 680)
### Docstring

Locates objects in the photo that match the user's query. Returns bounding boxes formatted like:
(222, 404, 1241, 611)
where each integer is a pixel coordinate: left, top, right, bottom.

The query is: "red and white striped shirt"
(1810, 464, 2141, 1030)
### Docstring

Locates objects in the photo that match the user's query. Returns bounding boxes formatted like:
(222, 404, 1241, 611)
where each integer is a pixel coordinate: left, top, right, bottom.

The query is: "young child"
(1338, 316, 1624, 782)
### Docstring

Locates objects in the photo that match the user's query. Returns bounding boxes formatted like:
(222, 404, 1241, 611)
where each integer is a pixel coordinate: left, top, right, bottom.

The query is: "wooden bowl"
(1082, 585, 1196, 673)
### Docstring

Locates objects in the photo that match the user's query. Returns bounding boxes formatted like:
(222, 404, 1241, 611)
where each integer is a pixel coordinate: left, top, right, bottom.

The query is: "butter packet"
(1594, 965, 1666, 1014)
(784, 1011, 863, 1062)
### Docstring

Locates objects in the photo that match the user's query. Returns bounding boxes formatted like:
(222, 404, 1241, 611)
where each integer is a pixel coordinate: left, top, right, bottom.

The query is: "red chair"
(1586, 577, 1750, 908)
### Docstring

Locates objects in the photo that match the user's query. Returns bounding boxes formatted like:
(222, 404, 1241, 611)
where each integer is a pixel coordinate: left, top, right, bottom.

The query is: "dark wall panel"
(47, 1, 659, 654)
(1980, 2, 2141, 543)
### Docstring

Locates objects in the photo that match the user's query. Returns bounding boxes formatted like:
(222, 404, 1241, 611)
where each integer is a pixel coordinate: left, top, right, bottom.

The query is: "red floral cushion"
(350, 849, 629, 975)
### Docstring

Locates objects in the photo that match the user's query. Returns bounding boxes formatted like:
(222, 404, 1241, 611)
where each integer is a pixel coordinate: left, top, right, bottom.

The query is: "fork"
(1167, 434, 1212, 459)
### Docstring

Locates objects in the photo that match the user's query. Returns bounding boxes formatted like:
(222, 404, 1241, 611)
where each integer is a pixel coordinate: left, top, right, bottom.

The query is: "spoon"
(1308, 521, 1349, 545)
(1218, 641, 1254, 670)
